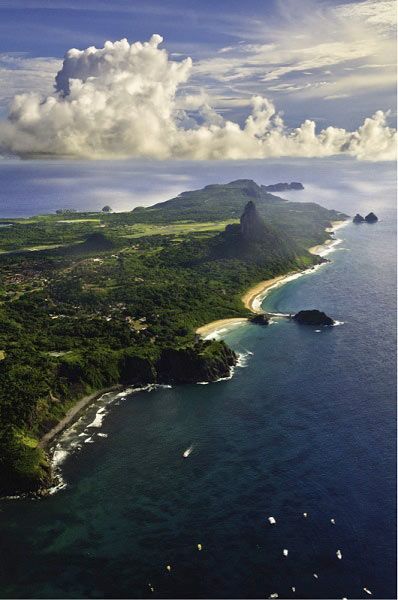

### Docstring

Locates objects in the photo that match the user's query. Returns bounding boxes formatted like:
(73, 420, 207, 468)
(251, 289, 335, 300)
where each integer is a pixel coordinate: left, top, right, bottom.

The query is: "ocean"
(0, 158, 396, 599)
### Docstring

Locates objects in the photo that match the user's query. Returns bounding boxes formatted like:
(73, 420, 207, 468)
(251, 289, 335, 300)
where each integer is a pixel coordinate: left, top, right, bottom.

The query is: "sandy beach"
(309, 219, 349, 256)
(195, 274, 297, 339)
(196, 218, 350, 338)
(242, 274, 296, 313)
(196, 317, 248, 339)
(308, 238, 336, 256)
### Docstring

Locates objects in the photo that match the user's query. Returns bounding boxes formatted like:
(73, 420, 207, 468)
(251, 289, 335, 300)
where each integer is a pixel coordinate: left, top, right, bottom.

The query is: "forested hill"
(129, 179, 347, 248)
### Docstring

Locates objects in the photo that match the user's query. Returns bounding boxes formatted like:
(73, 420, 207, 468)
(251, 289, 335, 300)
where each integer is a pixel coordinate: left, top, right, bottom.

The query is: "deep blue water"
(0, 159, 396, 599)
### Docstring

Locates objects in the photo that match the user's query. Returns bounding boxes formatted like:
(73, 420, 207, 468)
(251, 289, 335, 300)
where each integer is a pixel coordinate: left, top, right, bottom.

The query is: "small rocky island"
(353, 212, 378, 223)
(249, 314, 270, 326)
(263, 182, 304, 192)
(293, 310, 334, 326)
(365, 212, 378, 223)
(353, 213, 365, 223)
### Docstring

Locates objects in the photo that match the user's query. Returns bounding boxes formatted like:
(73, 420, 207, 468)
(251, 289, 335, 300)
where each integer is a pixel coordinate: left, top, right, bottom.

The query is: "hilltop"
(128, 179, 346, 249)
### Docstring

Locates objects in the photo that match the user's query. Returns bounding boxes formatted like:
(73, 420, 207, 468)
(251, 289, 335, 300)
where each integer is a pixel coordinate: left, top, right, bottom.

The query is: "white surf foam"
(332, 320, 345, 327)
(203, 327, 229, 341)
(47, 479, 67, 495)
(87, 410, 106, 428)
(52, 446, 69, 467)
(215, 366, 235, 382)
(316, 237, 343, 257)
(203, 321, 247, 341)
(236, 351, 253, 368)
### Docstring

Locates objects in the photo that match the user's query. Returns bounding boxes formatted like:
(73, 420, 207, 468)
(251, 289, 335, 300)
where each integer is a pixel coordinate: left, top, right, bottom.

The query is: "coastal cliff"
(157, 340, 237, 384)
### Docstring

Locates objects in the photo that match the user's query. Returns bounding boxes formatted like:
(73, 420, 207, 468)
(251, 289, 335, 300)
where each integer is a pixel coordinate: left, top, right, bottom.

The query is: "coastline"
(196, 218, 349, 339)
(242, 273, 298, 313)
(39, 385, 122, 449)
(196, 317, 249, 339)
(309, 220, 348, 256)
(40, 217, 349, 486)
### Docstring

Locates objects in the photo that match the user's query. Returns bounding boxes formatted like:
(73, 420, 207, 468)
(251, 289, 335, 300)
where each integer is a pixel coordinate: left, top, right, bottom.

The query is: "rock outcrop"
(157, 340, 237, 384)
(365, 212, 378, 223)
(249, 314, 270, 326)
(353, 212, 378, 224)
(263, 182, 304, 191)
(293, 310, 334, 326)
(353, 214, 365, 223)
(240, 200, 267, 241)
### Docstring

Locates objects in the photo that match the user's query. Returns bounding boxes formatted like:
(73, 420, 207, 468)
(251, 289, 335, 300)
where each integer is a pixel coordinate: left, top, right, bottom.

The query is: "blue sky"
(0, 0, 395, 160)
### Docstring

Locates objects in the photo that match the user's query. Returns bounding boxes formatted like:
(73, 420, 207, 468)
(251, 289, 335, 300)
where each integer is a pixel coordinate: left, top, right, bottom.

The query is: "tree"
(102, 205, 112, 213)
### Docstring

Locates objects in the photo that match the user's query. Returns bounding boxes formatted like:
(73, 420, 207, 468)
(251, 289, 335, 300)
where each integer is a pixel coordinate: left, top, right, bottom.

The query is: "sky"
(0, 0, 396, 161)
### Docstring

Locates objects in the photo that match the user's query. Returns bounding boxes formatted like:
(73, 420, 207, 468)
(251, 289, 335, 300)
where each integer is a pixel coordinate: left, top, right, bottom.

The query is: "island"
(353, 213, 366, 223)
(0, 179, 348, 495)
(353, 212, 378, 224)
(365, 212, 378, 223)
(293, 310, 334, 326)
(249, 314, 270, 326)
(262, 182, 304, 192)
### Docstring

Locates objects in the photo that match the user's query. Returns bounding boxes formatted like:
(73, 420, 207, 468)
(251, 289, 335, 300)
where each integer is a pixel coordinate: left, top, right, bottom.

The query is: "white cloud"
(192, 0, 396, 102)
(0, 54, 61, 110)
(0, 35, 395, 161)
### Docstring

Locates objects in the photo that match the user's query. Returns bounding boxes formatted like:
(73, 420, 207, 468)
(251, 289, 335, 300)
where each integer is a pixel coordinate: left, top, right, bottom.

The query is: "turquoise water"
(0, 162, 396, 599)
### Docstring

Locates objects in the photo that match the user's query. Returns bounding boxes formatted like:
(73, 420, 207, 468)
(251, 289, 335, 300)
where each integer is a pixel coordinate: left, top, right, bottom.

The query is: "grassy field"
(119, 219, 238, 238)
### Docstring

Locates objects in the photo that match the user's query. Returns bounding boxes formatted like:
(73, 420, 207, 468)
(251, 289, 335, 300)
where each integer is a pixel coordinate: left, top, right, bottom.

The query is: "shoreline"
(196, 317, 249, 339)
(242, 273, 298, 313)
(196, 219, 349, 339)
(41, 218, 349, 475)
(39, 385, 122, 449)
(309, 220, 348, 256)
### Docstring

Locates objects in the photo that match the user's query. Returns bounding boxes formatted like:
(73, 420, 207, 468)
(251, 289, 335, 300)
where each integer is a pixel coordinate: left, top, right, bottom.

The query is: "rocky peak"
(240, 201, 265, 240)
(365, 212, 378, 223)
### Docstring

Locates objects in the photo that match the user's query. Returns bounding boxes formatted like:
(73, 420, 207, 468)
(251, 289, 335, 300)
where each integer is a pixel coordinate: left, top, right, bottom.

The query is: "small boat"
(183, 446, 193, 458)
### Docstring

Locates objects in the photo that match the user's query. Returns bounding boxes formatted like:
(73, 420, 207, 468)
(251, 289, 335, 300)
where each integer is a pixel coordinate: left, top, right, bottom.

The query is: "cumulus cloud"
(0, 34, 395, 161)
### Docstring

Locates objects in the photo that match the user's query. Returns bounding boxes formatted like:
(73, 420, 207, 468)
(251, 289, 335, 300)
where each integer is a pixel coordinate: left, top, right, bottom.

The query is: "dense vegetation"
(0, 180, 347, 494)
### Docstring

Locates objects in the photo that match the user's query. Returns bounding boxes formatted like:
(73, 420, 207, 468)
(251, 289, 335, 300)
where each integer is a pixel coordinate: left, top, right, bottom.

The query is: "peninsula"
(0, 179, 348, 494)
